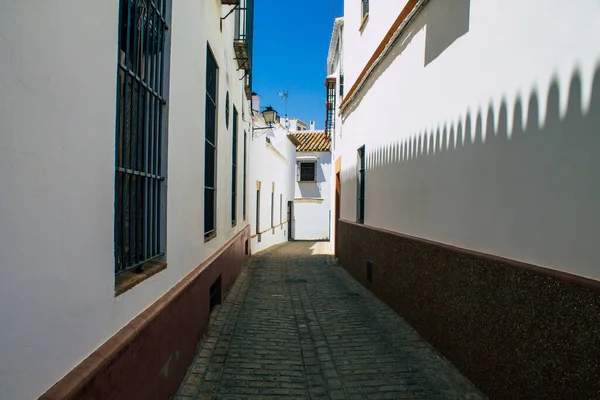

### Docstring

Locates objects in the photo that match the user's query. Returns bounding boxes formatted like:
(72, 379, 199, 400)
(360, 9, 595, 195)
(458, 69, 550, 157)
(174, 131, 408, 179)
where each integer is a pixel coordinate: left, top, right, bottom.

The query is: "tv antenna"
(278, 90, 289, 117)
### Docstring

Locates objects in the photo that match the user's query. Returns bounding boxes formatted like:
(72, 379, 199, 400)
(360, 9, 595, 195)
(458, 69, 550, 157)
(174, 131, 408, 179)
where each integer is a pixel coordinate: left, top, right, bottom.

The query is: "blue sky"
(253, 0, 344, 129)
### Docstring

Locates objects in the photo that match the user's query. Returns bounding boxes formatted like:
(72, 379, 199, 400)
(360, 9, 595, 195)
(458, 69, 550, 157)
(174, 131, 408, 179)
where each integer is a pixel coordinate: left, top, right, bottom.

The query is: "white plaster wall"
(339, 0, 600, 280)
(294, 152, 332, 240)
(248, 119, 296, 253)
(0, 1, 251, 398)
(343, 0, 409, 90)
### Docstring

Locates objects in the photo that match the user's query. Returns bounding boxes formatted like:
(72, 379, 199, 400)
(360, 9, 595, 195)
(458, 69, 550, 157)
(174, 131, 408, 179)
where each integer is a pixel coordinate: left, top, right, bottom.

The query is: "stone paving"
(175, 241, 484, 400)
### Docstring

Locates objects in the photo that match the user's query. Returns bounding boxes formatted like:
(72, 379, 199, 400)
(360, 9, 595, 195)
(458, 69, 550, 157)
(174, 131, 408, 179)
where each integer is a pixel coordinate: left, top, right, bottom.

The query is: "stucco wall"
(294, 151, 332, 240)
(0, 1, 251, 398)
(338, 0, 600, 280)
(248, 121, 296, 253)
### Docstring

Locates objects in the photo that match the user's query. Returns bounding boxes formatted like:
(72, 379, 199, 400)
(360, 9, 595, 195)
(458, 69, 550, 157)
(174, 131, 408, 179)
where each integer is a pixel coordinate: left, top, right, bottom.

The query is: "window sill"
(115, 261, 167, 297)
(359, 13, 369, 32)
(232, 221, 237, 228)
(205, 232, 217, 243)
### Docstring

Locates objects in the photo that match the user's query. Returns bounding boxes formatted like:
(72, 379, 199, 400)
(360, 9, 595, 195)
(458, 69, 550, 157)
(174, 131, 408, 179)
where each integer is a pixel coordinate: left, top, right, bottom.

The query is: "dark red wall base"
(337, 219, 600, 400)
(41, 226, 250, 400)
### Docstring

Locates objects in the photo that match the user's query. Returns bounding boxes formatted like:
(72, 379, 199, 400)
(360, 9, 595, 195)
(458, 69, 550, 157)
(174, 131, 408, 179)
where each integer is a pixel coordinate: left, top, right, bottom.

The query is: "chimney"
(310, 120, 315, 130)
(251, 92, 260, 112)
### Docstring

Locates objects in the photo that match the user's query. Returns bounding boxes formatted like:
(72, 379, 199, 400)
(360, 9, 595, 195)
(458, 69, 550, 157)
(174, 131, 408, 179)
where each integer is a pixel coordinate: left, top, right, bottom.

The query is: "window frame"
(243, 131, 247, 220)
(299, 161, 317, 183)
(357, 146, 366, 223)
(231, 106, 238, 226)
(114, 0, 172, 276)
(204, 44, 219, 239)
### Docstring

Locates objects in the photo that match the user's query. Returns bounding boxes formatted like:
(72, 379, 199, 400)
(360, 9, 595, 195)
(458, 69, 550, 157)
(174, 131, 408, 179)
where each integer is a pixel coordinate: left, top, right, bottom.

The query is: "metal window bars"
(205, 46, 219, 237)
(232, 107, 238, 225)
(325, 80, 336, 139)
(115, 0, 171, 275)
(357, 146, 366, 223)
(243, 132, 247, 220)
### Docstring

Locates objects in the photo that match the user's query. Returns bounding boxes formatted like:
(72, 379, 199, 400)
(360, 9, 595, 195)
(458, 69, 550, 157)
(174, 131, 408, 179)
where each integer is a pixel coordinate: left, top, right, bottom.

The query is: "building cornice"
(339, 0, 429, 114)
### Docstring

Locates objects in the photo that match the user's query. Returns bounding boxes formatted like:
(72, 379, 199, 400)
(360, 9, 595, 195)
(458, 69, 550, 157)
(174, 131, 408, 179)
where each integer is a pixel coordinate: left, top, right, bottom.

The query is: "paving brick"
(175, 242, 484, 399)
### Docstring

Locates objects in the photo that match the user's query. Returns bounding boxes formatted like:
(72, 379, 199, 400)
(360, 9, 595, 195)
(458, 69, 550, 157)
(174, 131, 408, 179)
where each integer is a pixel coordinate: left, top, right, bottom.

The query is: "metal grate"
(357, 146, 366, 223)
(325, 80, 336, 139)
(243, 131, 247, 220)
(300, 162, 316, 182)
(115, 0, 171, 275)
(231, 107, 238, 225)
(362, 0, 369, 18)
(205, 46, 219, 237)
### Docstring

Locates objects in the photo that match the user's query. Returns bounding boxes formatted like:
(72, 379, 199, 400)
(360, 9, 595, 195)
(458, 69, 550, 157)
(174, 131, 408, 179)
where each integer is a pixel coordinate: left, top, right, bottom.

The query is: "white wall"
(0, 1, 251, 398)
(294, 152, 332, 240)
(343, 0, 410, 91)
(248, 116, 296, 253)
(339, 0, 600, 280)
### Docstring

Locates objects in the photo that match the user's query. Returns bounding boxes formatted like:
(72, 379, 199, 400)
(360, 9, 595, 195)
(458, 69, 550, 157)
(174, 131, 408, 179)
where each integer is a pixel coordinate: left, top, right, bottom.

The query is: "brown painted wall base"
(41, 226, 251, 400)
(337, 220, 600, 400)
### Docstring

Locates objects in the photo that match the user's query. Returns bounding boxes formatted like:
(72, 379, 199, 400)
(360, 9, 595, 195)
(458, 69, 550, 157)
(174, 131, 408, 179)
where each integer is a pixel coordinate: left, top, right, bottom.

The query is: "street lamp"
(254, 106, 278, 131)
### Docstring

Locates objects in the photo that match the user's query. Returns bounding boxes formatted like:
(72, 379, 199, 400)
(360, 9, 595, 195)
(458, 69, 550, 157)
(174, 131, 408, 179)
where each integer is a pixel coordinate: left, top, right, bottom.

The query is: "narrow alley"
(175, 242, 483, 400)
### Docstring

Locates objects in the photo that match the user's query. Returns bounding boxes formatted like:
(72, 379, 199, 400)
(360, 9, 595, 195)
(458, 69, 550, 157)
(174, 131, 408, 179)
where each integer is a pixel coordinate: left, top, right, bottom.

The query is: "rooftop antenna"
(278, 90, 289, 117)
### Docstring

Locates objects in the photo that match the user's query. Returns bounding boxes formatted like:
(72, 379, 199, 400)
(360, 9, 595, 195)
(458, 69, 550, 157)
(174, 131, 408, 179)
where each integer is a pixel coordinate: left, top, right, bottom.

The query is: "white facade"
(0, 1, 252, 398)
(337, 0, 600, 280)
(248, 111, 296, 253)
(281, 117, 308, 131)
(294, 150, 332, 241)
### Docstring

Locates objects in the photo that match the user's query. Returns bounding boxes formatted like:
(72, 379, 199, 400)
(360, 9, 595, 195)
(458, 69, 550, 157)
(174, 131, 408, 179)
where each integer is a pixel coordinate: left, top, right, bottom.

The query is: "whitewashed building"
(0, 0, 255, 399)
(291, 132, 332, 241)
(248, 96, 296, 253)
(331, 0, 600, 398)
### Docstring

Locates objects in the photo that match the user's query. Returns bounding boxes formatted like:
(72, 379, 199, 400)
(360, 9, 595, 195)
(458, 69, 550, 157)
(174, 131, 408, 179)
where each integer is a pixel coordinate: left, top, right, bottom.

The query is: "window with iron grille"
(325, 80, 336, 138)
(231, 106, 238, 225)
(114, 0, 172, 275)
(205, 45, 219, 238)
(256, 188, 261, 235)
(243, 131, 247, 220)
(357, 146, 366, 223)
(361, 0, 369, 18)
(225, 91, 230, 129)
(339, 74, 344, 98)
(271, 190, 274, 229)
(299, 162, 316, 182)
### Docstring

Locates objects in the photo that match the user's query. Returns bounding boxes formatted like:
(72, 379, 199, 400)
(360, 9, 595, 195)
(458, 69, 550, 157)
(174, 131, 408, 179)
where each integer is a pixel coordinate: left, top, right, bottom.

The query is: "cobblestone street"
(176, 241, 484, 400)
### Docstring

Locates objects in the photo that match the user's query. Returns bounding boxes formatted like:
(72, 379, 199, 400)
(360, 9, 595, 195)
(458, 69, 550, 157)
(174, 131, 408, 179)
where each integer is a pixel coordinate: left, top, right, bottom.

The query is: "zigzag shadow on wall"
(341, 65, 600, 280)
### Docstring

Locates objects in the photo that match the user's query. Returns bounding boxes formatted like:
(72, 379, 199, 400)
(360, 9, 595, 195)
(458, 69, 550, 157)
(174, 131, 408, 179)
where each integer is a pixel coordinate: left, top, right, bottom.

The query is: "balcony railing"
(233, 0, 253, 72)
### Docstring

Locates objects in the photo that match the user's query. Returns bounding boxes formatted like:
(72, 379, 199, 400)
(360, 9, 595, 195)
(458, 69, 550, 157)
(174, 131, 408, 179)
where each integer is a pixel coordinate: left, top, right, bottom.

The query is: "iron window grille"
(325, 80, 336, 138)
(271, 190, 274, 229)
(231, 107, 238, 225)
(114, 0, 171, 275)
(339, 74, 344, 98)
(256, 188, 261, 241)
(362, 0, 369, 18)
(243, 131, 247, 220)
(299, 162, 316, 182)
(205, 45, 219, 238)
(357, 146, 366, 223)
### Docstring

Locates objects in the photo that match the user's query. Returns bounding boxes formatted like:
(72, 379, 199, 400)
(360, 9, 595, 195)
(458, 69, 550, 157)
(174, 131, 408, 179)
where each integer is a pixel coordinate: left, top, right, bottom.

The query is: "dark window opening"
(225, 91, 230, 129)
(362, 0, 369, 18)
(357, 146, 365, 223)
(299, 162, 316, 182)
(114, 0, 171, 275)
(209, 276, 222, 312)
(231, 106, 238, 225)
(204, 45, 218, 238)
(243, 131, 247, 220)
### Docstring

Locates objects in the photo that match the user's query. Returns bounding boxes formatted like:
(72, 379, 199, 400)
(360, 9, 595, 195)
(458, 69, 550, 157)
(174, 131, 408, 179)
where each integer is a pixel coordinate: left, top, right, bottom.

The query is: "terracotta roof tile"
(290, 131, 331, 152)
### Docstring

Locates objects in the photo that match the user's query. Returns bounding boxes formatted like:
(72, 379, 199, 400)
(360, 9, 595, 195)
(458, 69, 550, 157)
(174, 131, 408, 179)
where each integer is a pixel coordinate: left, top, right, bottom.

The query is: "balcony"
(234, 0, 253, 72)
(221, 0, 239, 4)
